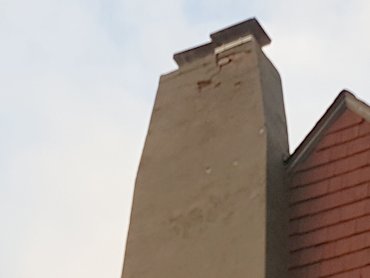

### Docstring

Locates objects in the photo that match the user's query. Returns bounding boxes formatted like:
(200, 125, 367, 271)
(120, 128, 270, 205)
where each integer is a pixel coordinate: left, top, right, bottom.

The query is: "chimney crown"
(173, 18, 271, 67)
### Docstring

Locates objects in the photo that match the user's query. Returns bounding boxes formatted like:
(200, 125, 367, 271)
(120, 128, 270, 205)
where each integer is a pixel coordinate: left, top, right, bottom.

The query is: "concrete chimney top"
(174, 18, 271, 67)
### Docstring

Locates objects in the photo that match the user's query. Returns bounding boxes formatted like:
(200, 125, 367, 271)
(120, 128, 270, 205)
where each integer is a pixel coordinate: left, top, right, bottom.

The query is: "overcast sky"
(1, 0, 370, 277)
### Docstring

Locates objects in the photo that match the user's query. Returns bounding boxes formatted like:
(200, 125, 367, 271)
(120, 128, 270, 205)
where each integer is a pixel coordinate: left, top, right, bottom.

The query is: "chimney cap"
(173, 42, 215, 68)
(210, 18, 271, 47)
(173, 18, 271, 67)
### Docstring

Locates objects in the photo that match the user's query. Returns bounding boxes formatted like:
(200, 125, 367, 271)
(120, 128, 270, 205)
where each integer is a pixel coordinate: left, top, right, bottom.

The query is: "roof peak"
(287, 90, 370, 171)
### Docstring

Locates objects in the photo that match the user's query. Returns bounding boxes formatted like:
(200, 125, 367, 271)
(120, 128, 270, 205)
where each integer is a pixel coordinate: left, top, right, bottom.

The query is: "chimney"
(122, 18, 289, 278)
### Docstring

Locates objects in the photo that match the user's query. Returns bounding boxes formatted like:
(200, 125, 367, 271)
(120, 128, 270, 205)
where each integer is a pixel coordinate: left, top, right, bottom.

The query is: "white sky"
(1, 1, 370, 277)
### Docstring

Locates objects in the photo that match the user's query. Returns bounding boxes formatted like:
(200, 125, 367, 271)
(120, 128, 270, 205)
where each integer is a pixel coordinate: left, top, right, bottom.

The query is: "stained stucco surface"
(122, 38, 288, 278)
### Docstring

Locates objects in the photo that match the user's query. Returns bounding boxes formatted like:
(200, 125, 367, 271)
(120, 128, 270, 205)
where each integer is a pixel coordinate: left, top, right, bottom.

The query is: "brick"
(293, 208, 342, 233)
(341, 199, 369, 221)
(299, 149, 331, 170)
(293, 151, 369, 188)
(290, 245, 322, 267)
(295, 214, 370, 237)
(327, 110, 364, 133)
(319, 254, 345, 276)
(289, 249, 303, 268)
(318, 249, 370, 277)
(306, 262, 321, 277)
(335, 269, 361, 278)
(348, 232, 370, 252)
(328, 143, 348, 161)
(346, 134, 370, 155)
(289, 262, 320, 278)
(326, 220, 355, 242)
(291, 172, 304, 188)
(321, 240, 337, 259)
(355, 214, 370, 232)
(342, 167, 370, 188)
(318, 132, 341, 150)
(360, 265, 370, 276)
(341, 127, 360, 142)
(290, 184, 369, 220)
(293, 233, 364, 265)
(288, 265, 309, 278)
(331, 151, 368, 175)
(328, 175, 343, 192)
(289, 219, 300, 235)
(290, 216, 368, 252)
(343, 248, 370, 270)
(297, 165, 333, 186)
(289, 111, 370, 277)
(318, 126, 362, 151)
(289, 228, 328, 251)
(334, 269, 361, 278)
(292, 199, 370, 235)
(359, 121, 370, 136)
(326, 237, 349, 258)
(290, 180, 328, 204)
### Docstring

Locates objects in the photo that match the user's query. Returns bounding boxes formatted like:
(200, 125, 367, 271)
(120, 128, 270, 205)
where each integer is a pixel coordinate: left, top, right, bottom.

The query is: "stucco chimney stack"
(122, 18, 289, 278)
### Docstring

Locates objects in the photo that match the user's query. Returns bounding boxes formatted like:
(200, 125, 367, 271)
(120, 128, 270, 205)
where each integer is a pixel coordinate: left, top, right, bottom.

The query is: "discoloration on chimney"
(122, 18, 289, 278)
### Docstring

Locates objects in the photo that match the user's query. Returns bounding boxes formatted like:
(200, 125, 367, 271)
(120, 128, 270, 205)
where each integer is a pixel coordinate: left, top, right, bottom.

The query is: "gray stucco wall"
(122, 36, 288, 278)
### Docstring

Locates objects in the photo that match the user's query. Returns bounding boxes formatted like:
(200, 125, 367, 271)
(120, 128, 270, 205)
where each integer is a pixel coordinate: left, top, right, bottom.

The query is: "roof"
(287, 90, 370, 171)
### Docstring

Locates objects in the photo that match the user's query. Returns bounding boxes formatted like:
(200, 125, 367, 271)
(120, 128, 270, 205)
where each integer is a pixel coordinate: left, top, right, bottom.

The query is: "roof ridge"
(287, 90, 370, 172)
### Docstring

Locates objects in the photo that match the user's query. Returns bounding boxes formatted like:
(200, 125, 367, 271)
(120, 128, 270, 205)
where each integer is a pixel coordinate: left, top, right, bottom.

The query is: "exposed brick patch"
(289, 109, 370, 277)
